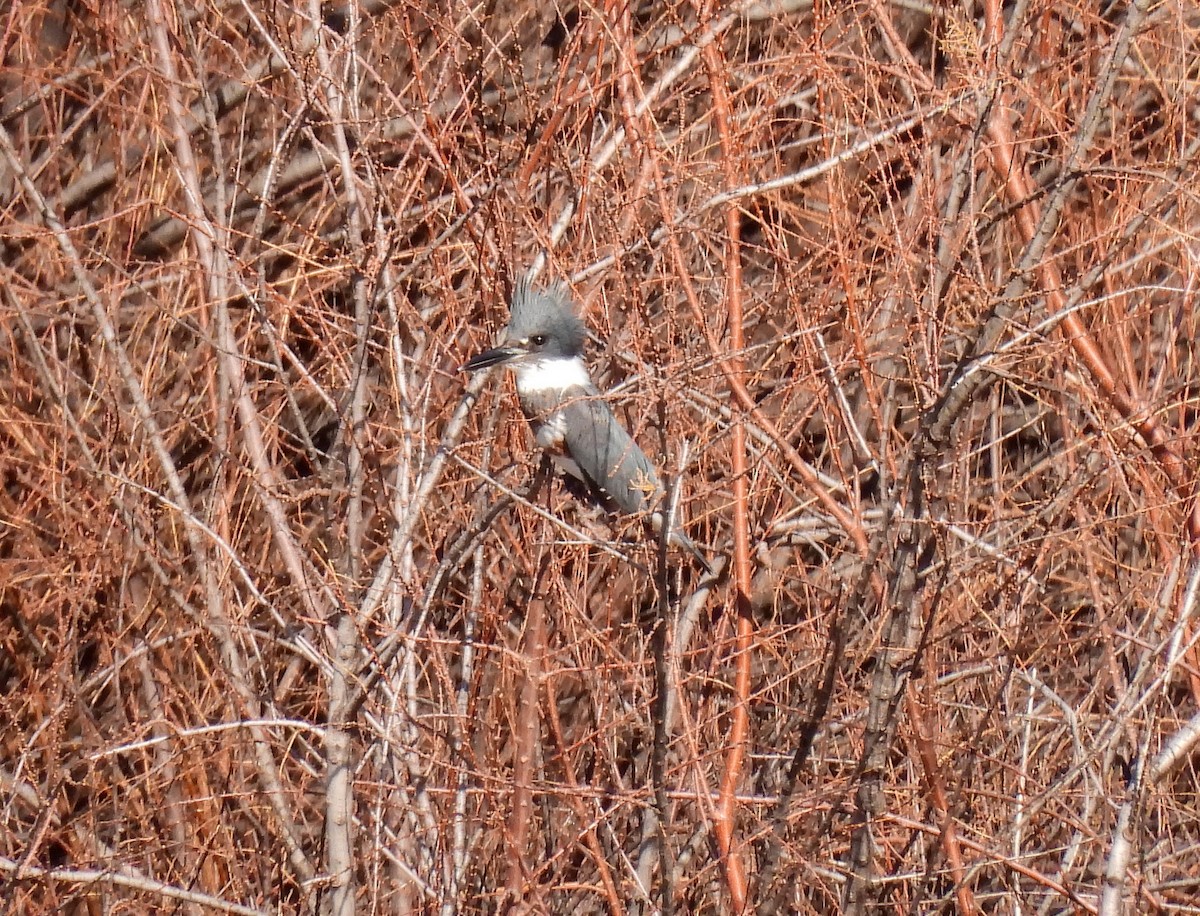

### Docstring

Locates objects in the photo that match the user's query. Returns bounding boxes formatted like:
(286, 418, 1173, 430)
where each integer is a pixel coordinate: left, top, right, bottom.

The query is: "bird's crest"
(508, 273, 587, 353)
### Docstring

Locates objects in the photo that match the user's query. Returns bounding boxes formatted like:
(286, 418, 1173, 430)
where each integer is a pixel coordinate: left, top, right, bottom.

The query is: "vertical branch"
(325, 613, 357, 916)
(646, 470, 683, 913)
(445, 542, 484, 916)
(506, 563, 549, 904)
(698, 14, 753, 912)
(305, 3, 370, 910)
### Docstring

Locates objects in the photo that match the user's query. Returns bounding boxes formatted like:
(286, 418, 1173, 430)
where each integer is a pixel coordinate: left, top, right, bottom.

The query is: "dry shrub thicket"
(2, 0, 1200, 913)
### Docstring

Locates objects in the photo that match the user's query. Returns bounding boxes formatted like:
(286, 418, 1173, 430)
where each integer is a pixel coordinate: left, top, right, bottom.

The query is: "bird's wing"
(558, 396, 662, 516)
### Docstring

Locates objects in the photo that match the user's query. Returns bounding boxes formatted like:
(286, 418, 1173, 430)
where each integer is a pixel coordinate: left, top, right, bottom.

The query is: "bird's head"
(462, 274, 587, 373)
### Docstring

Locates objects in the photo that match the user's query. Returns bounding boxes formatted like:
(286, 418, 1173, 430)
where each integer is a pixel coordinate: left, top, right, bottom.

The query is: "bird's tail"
(650, 511, 712, 574)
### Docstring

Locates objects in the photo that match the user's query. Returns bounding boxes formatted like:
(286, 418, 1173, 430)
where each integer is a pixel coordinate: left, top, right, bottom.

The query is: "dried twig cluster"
(2, 1, 1199, 913)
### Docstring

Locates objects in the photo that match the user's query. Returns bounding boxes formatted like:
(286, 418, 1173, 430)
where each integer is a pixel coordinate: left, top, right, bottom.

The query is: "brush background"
(2, 2, 1199, 913)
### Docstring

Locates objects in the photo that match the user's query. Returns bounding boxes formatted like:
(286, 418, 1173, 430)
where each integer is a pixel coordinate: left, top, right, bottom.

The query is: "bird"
(462, 273, 709, 571)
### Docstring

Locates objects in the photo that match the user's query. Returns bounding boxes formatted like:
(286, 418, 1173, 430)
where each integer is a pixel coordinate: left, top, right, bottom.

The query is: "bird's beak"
(461, 345, 524, 373)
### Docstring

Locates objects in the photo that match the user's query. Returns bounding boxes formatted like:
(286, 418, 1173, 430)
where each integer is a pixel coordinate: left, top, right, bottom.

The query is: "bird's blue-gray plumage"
(557, 397, 661, 515)
(506, 275, 587, 359)
(462, 273, 707, 569)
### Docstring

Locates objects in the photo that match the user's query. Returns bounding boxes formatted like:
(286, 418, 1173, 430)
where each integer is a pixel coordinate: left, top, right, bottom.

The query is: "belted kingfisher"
(462, 274, 708, 570)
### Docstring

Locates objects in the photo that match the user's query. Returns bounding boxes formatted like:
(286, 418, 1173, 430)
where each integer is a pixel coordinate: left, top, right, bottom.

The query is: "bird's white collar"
(512, 357, 592, 393)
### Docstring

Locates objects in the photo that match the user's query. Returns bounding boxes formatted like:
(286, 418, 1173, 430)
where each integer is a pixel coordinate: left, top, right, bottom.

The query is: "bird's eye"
(530, 334, 547, 347)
